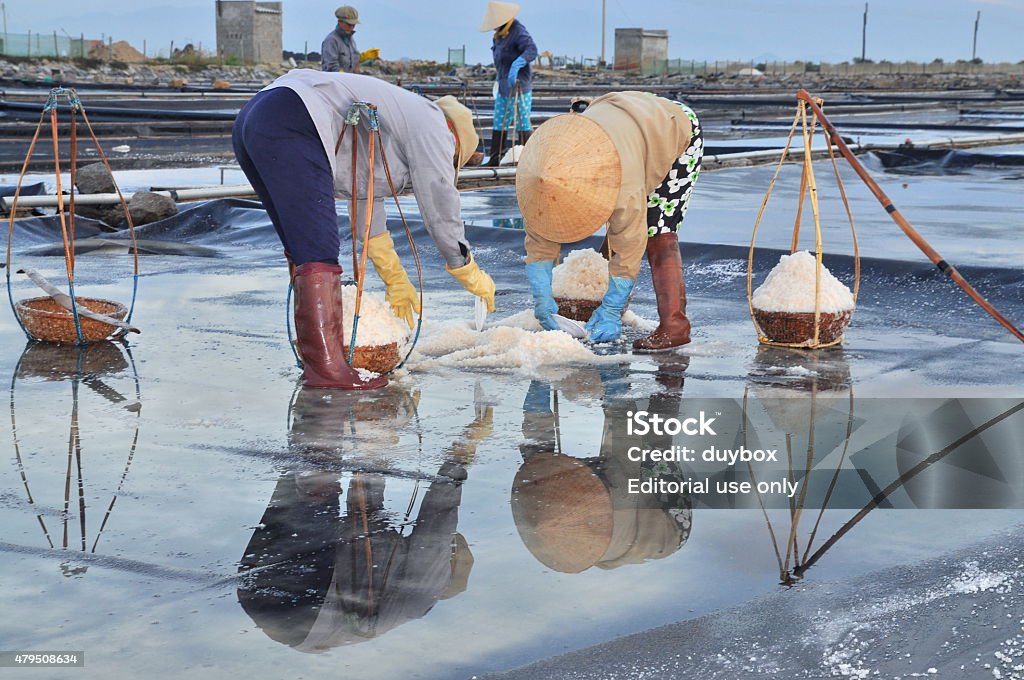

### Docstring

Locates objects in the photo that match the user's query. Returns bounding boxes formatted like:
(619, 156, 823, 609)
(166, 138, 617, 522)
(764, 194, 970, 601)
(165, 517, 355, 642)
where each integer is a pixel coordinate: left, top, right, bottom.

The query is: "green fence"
(0, 32, 88, 59)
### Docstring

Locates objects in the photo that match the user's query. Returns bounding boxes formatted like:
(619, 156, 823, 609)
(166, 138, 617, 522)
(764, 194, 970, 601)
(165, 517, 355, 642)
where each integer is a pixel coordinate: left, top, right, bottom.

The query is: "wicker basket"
(555, 297, 601, 322)
(343, 342, 401, 374)
(15, 296, 128, 344)
(753, 308, 852, 347)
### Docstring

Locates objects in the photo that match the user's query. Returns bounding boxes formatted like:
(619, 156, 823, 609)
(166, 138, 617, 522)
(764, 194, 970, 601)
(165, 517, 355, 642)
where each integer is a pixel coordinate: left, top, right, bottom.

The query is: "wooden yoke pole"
(796, 89, 1023, 343)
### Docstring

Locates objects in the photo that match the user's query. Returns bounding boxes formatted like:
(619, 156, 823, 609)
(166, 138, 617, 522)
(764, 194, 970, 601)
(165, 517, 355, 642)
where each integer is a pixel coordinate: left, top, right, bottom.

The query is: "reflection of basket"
(753, 308, 852, 346)
(343, 342, 401, 374)
(16, 296, 127, 344)
(16, 340, 128, 380)
(555, 297, 600, 322)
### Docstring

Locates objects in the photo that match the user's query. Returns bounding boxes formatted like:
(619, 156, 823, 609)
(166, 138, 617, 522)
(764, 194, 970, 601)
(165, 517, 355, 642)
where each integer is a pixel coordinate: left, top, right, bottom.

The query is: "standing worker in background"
(232, 70, 496, 390)
(517, 92, 703, 352)
(321, 6, 380, 73)
(480, 1, 537, 166)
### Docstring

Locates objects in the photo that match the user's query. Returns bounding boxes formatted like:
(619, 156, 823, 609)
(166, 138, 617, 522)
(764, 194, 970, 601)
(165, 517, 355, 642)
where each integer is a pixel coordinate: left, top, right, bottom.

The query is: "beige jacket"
(525, 92, 693, 278)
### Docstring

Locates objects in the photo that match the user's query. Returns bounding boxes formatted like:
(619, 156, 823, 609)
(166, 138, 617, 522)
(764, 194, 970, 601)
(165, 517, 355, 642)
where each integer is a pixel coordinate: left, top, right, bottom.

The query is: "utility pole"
(972, 10, 980, 61)
(600, 0, 606, 66)
(861, 2, 868, 61)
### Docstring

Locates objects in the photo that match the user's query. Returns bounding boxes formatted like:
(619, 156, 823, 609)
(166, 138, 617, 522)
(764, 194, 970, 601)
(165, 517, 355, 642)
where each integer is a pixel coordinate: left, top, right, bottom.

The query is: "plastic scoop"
(474, 296, 488, 332)
(552, 314, 587, 339)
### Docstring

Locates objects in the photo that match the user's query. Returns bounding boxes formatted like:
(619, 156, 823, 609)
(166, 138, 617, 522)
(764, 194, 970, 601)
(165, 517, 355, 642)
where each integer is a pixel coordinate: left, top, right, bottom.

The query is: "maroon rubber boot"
(292, 262, 388, 390)
(632, 233, 692, 353)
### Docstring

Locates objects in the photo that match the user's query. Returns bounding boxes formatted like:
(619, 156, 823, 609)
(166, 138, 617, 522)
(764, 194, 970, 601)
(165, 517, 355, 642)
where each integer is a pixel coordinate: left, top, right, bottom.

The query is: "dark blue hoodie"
(492, 20, 538, 97)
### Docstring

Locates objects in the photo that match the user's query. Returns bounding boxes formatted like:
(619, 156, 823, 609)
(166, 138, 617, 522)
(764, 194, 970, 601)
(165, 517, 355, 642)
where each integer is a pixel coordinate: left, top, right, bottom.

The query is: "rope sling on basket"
(285, 101, 426, 375)
(4, 87, 141, 346)
(747, 95, 860, 349)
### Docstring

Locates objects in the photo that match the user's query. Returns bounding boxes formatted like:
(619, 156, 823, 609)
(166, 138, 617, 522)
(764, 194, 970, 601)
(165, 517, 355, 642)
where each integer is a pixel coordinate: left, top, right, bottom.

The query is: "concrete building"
(215, 0, 283, 64)
(614, 28, 668, 71)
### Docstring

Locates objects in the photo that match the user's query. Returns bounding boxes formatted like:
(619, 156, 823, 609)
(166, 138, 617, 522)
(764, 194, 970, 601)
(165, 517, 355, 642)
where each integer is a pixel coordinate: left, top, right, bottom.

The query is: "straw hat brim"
(516, 114, 621, 244)
(479, 1, 520, 31)
(511, 453, 613, 573)
(435, 95, 479, 169)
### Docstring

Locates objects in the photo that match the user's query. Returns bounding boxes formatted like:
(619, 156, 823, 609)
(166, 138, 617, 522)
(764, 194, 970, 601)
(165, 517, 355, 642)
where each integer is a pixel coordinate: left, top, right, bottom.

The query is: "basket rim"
(554, 296, 603, 304)
(752, 307, 853, 318)
(15, 295, 128, 320)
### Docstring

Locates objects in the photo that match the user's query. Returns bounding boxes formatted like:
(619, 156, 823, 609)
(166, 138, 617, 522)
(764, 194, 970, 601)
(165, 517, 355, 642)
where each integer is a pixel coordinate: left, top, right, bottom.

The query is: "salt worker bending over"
(232, 70, 496, 389)
(517, 92, 703, 351)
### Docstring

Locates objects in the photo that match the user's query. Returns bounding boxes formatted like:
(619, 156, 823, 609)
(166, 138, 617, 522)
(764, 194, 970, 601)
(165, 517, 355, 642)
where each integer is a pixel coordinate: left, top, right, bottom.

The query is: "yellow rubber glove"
(359, 48, 380, 63)
(367, 231, 420, 328)
(447, 254, 496, 313)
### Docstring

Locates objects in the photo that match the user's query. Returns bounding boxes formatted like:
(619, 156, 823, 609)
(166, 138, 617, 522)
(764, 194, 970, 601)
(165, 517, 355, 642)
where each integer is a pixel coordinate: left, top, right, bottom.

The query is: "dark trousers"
(231, 87, 339, 266)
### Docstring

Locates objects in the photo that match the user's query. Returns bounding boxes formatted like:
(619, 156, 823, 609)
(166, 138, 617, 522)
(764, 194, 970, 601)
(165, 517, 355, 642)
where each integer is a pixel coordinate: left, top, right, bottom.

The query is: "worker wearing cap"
(322, 5, 380, 73)
(517, 91, 703, 351)
(232, 70, 495, 390)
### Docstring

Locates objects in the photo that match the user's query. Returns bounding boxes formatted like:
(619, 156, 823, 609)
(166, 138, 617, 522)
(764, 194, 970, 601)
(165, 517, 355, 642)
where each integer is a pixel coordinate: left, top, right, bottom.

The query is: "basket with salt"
(552, 249, 608, 322)
(747, 95, 860, 349)
(5, 87, 141, 346)
(16, 296, 129, 344)
(341, 285, 409, 374)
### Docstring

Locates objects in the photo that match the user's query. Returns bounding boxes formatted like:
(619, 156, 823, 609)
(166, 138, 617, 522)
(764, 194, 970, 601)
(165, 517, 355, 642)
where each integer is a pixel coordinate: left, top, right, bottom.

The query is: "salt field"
(1, 119, 1022, 678)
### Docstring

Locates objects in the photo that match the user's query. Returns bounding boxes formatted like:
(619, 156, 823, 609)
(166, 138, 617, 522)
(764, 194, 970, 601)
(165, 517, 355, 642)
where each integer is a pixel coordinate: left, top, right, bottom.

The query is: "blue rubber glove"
(525, 261, 559, 331)
(507, 56, 527, 88)
(586, 276, 635, 343)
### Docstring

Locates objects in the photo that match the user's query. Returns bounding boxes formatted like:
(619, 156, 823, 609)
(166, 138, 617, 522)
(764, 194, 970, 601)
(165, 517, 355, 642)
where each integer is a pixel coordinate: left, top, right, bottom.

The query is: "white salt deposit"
(552, 249, 609, 301)
(499, 144, 525, 165)
(408, 318, 617, 374)
(751, 250, 855, 313)
(341, 285, 409, 347)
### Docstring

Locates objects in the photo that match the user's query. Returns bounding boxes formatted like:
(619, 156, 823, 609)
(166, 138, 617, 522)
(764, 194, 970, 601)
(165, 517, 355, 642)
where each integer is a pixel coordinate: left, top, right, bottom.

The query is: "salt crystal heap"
(341, 285, 410, 347)
(751, 251, 855, 314)
(552, 249, 609, 302)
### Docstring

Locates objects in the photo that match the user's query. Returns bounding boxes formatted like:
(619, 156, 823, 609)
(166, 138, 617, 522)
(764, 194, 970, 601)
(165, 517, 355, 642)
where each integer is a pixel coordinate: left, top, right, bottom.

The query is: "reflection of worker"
(480, 1, 537, 166)
(519, 92, 703, 351)
(232, 71, 495, 389)
(513, 369, 692, 573)
(321, 6, 379, 73)
(237, 385, 491, 650)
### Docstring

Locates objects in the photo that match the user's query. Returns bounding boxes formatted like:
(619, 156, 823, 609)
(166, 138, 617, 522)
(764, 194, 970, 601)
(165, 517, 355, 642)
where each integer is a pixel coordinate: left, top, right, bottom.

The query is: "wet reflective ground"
(1, 154, 1021, 678)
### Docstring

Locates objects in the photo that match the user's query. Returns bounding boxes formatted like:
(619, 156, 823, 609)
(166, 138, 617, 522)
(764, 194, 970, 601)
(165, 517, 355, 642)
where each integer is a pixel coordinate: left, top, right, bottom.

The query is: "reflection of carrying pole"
(794, 400, 1024, 579)
(795, 89, 1024, 343)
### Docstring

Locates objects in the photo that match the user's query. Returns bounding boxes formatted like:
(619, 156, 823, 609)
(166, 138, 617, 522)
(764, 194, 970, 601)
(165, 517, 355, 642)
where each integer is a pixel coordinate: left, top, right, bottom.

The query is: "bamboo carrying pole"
(796, 89, 1024, 343)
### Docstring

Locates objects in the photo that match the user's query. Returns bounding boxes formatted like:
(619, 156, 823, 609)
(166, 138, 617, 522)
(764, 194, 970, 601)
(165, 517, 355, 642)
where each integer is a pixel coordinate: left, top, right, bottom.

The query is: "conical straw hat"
(516, 114, 621, 244)
(480, 1, 520, 31)
(511, 453, 613, 573)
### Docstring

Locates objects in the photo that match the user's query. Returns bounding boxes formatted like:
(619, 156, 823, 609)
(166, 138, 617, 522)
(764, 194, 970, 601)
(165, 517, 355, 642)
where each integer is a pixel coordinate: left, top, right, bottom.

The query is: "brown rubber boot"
(632, 233, 692, 353)
(285, 251, 304, 364)
(292, 262, 388, 390)
(484, 130, 506, 167)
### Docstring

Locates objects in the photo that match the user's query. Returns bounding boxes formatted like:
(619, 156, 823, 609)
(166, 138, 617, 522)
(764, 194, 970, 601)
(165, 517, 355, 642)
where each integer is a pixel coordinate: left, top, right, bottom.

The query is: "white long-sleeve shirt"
(264, 69, 470, 268)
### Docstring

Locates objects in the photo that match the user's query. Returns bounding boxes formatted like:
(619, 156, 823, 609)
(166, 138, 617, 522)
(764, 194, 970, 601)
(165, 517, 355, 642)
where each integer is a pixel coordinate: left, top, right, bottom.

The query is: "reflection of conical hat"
(511, 453, 613, 573)
(516, 114, 621, 244)
(479, 1, 520, 31)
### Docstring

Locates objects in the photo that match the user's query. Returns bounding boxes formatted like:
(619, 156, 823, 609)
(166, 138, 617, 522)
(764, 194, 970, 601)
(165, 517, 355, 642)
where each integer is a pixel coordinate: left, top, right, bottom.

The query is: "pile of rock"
(73, 163, 177, 229)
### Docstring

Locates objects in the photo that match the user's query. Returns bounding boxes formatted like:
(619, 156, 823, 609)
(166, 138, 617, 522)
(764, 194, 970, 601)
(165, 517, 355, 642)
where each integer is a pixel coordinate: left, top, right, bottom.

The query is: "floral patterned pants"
(647, 102, 703, 237)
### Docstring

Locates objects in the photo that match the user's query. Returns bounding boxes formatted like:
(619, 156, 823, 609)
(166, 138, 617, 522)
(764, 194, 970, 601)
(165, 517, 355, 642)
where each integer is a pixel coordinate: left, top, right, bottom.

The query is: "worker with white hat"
(517, 91, 703, 351)
(480, 1, 537, 166)
(232, 70, 495, 390)
(321, 5, 380, 73)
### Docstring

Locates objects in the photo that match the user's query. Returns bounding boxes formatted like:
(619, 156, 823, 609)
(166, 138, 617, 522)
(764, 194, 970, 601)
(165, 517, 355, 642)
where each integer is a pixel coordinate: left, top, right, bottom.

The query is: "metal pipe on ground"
(0, 167, 520, 209)
(3, 132, 1019, 210)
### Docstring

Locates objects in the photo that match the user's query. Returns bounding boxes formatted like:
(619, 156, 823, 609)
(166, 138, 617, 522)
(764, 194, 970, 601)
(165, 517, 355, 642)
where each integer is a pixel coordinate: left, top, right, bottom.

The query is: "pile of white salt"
(341, 285, 410, 347)
(552, 248, 609, 301)
(751, 251, 855, 314)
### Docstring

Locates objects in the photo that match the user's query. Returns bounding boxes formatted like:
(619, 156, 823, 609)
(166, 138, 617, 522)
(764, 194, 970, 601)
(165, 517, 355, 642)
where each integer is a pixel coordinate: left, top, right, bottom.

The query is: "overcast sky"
(6, 0, 1023, 64)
